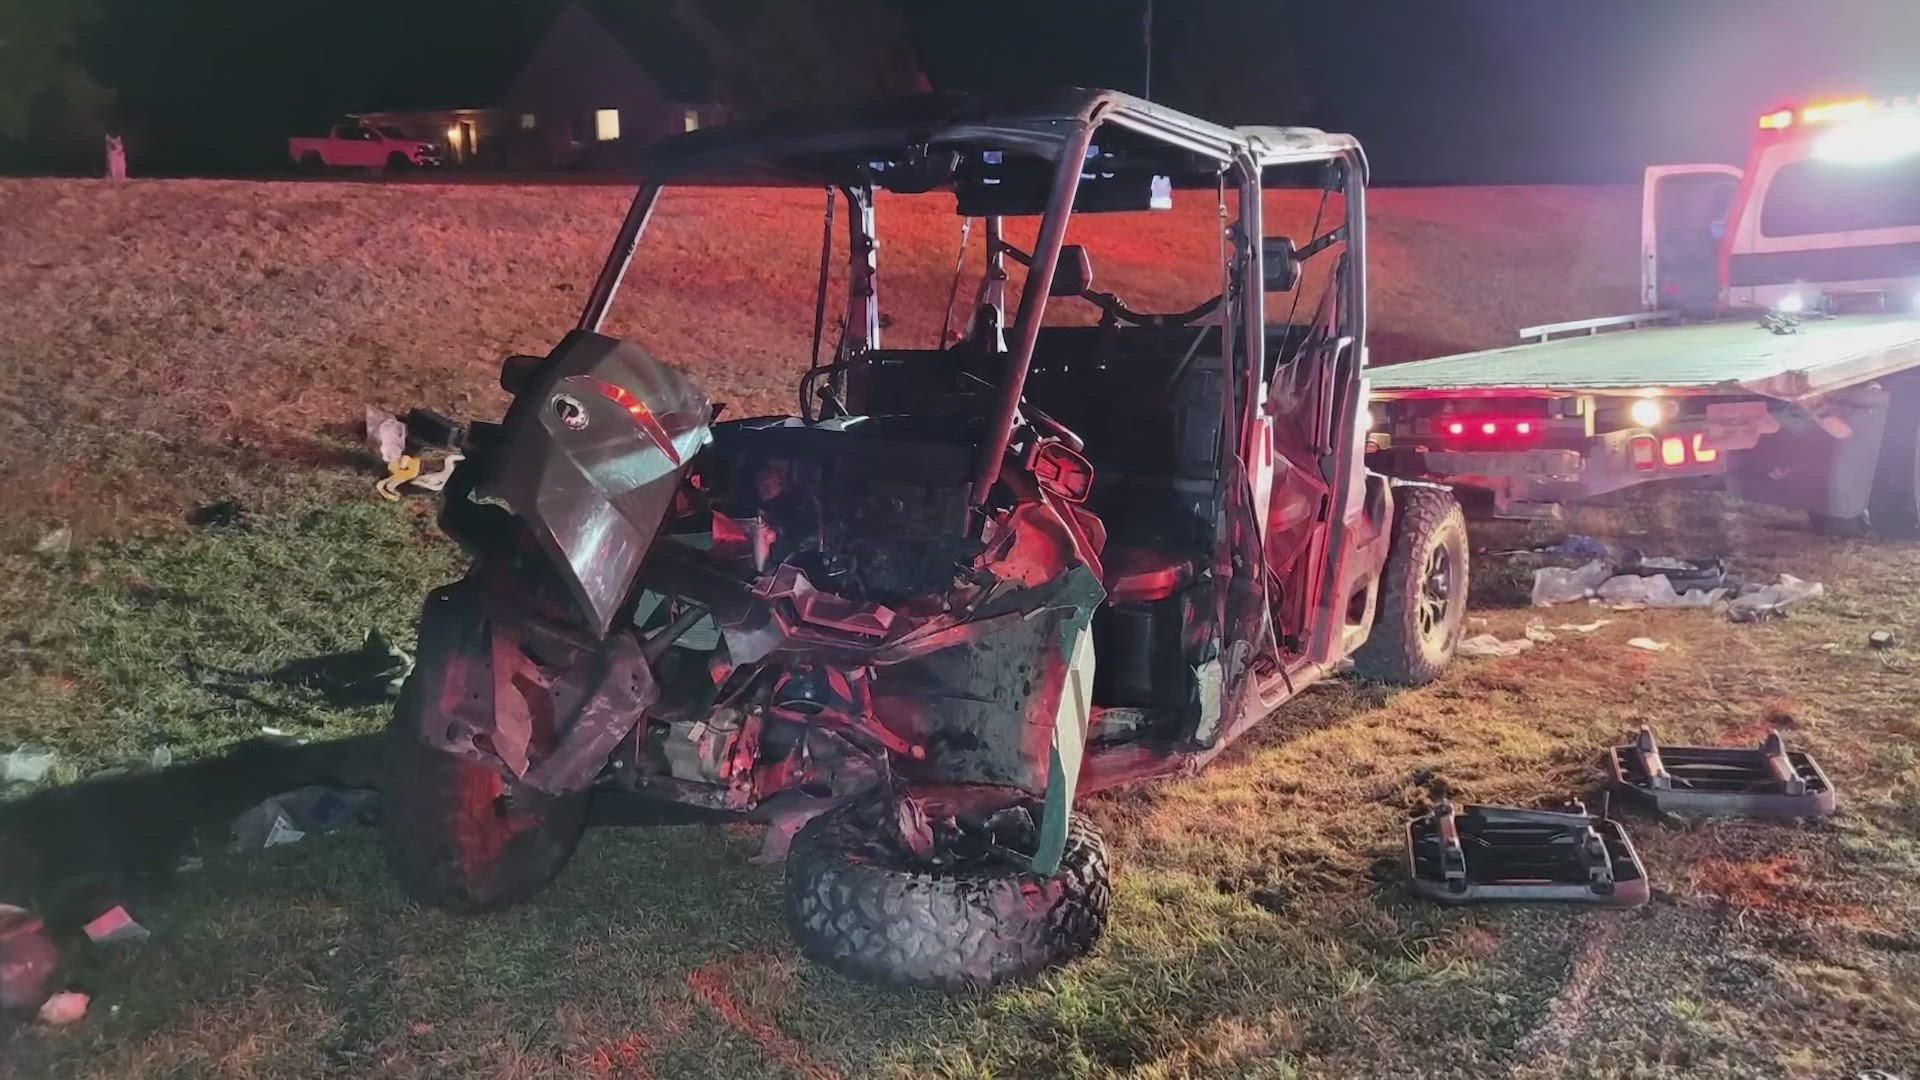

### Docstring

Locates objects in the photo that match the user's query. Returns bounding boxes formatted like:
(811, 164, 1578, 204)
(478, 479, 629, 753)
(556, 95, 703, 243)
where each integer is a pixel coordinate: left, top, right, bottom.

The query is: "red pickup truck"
(289, 121, 441, 171)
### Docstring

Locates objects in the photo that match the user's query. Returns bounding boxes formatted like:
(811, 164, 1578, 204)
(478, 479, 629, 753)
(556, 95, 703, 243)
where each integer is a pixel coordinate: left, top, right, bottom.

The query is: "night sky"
(16, 0, 1920, 182)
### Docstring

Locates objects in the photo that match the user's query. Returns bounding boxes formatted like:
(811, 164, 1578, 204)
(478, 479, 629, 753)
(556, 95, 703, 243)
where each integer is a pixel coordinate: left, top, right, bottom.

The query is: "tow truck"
(1368, 93, 1920, 536)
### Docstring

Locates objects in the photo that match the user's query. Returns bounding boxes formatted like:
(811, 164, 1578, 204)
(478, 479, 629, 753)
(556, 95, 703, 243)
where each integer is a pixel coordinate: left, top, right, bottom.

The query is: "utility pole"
(1142, 0, 1154, 100)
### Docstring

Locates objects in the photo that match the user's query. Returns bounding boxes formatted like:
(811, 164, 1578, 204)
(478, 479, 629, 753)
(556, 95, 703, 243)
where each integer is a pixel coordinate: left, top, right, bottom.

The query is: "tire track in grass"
(686, 954, 844, 1080)
(1511, 915, 1621, 1066)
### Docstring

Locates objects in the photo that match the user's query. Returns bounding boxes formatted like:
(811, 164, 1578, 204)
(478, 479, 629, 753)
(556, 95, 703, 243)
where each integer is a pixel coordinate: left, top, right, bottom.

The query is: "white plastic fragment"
(1627, 637, 1671, 652)
(1524, 622, 1556, 643)
(38, 990, 88, 1026)
(1554, 619, 1612, 633)
(32, 527, 72, 557)
(1530, 560, 1613, 606)
(2, 745, 56, 784)
(1727, 574, 1826, 622)
(407, 451, 464, 492)
(1457, 634, 1535, 659)
(364, 405, 406, 466)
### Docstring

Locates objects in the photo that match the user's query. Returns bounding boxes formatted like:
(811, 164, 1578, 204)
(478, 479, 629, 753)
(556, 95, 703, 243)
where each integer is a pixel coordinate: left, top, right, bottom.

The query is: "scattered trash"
(1457, 634, 1535, 659)
(31, 526, 72, 557)
(2, 745, 57, 785)
(186, 498, 248, 529)
(229, 785, 375, 852)
(174, 855, 204, 875)
(1523, 622, 1556, 643)
(1554, 619, 1612, 633)
(1626, 637, 1670, 653)
(82, 905, 150, 946)
(376, 455, 422, 501)
(1727, 574, 1825, 622)
(1531, 560, 1613, 606)
(0, 905, 59, 1014)
(1625, 556, 1728, 591)
(1869, 630, 1899, 650)
(148, 744, 173, 770)
(1609, 726, 1835, 818)
(38, 990, 89, 1026)
(1467, 616, 1489, 629)
(268, 628, 413, 708)
(407, 451, 464, 493)
(229, 799, 306, 851)
(365, 405, 406, 466)
(401, 408, 466, 451)
(1596, 573, 1727, 609)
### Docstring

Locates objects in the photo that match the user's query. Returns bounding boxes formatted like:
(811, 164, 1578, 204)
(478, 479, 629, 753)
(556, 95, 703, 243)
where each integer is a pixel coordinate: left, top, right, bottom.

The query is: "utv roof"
(646, 89, 1364, 182)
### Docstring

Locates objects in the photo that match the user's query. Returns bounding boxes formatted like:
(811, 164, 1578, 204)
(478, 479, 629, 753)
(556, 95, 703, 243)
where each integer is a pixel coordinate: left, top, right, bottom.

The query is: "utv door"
(1641, 164, 1742, 315)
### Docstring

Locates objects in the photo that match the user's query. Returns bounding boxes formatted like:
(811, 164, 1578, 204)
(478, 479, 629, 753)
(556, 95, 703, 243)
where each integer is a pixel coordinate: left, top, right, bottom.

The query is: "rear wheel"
(378, 646, 587, 912)
(1352, 484, 1469, 685)
(1866, 382, 1920, 539)
(784, 802, 1110, 991)
(298, 151, 324, 174)
(385, 151, 412, 173)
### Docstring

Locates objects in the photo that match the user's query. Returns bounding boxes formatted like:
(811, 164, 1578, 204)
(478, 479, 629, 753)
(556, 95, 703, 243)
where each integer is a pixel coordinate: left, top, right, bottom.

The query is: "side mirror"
(499, 353, 543, 394)
(1262, 237, 1302, 292)
(1050, 244, 1094, 297)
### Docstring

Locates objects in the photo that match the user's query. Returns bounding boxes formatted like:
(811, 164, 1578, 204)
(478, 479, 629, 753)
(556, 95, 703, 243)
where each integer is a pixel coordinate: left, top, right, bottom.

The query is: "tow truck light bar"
(1439, 417, 1539, 440)
(1757, 94, 1918, 131)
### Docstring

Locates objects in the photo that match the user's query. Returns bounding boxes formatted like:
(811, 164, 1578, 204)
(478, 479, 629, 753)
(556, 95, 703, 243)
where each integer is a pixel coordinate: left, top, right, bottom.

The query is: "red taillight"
(1447, 421, 1465, 436)
(1630, 435, 1658, 470)
(1692, 433, 1718, 463)
(574, 375, 682, 465)
(1660, 436, 1687, 467)
(1479, 421, 1496, 435)
(1515, 421, 1533, 436)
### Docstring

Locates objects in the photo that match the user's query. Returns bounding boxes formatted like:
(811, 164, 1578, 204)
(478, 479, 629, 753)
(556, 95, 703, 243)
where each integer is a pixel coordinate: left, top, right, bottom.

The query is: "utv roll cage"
(578, 88, 1369, 668)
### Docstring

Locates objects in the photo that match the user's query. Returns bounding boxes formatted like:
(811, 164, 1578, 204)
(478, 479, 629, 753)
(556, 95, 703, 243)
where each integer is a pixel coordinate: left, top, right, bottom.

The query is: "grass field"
(3, 178, 1918, 1079)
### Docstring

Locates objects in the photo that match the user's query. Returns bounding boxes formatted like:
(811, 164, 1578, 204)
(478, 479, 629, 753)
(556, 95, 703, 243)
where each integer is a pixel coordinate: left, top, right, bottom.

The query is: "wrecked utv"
(380, 91, 1467, 990)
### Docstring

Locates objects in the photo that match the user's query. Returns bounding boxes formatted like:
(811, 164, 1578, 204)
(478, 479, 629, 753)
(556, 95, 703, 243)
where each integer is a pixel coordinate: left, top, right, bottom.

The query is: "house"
(352, 0, 924, 171)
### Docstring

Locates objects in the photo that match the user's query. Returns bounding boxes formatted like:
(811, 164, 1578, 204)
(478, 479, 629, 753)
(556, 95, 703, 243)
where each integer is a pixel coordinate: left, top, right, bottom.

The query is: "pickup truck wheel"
(1352, 485, 1469, 685)
(378, 676, 587, 913)
(385, 151, 412, 172)
(298, 151, 324, 174)
(784, 802, 1110, 991)
(1867, 387, 1920, 539)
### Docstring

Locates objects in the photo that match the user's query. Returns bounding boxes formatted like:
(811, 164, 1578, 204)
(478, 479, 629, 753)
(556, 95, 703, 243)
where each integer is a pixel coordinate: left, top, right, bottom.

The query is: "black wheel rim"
(1418, 544, 1456, 640)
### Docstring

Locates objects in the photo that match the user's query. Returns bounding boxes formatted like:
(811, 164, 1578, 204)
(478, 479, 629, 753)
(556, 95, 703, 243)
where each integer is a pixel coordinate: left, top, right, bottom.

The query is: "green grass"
(5, 495, 1920, 1078)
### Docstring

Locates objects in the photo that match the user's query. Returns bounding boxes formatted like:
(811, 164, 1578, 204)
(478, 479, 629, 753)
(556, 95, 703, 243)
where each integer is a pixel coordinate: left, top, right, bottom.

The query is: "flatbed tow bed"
(1365, 312, 1920, 531)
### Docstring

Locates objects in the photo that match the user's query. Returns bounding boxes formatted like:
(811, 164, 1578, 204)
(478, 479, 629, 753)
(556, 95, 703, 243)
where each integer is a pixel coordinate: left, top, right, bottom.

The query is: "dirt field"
(3, 179, 1919, 1079)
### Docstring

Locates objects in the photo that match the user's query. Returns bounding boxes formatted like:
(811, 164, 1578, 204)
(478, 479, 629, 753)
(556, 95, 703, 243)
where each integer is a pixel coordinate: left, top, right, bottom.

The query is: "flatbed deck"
(1369, 313, 1920, 404)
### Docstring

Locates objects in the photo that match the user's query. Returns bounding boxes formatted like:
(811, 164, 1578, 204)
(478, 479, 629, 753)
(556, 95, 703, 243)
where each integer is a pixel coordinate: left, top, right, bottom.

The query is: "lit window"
(520, 113, 537, 130)
(595, 109, 620, 141)
(684, 108, 700, 132)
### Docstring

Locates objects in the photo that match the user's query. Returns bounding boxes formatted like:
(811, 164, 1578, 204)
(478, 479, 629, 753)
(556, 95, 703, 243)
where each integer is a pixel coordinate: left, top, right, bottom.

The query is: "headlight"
(1630, 397, 1663, 428)
(1775, 293, 1805, 314)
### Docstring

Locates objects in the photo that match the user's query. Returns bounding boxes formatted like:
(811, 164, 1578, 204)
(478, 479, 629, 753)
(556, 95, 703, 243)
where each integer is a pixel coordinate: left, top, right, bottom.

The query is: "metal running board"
(1407, 800, 1650, 906)
(1608, 726, 1836, 819)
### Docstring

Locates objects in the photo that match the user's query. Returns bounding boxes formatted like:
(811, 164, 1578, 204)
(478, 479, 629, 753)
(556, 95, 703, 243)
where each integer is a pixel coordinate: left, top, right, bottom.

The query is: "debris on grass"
(37, 990, 88, 1026)
(0, 905, 59, 1014)
(365, 405, 406, 466)
(1, 746, 57, 785)
(1524, 622, 1556, 643)
(81, 905, 150, 946)
(195, 629, 412, 710)
(1727, 574, 1825, 623)
(31, 526, 71, 557)
(147, 745, 172, 770)
(1627, 637, 1671, 653)
(229, 785, 375, 852)
(1531, 560, 1613, 606)
(1554, 619, 1612, 633)
(1869, 630, 1899, 650)
(1458, 634, 1535, 659)
(1597, 573, 1727, 609)
(186, 498, 249, 529)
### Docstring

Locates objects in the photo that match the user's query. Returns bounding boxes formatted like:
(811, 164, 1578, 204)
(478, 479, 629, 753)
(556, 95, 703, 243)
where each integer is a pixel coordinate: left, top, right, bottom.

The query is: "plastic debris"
(1457, 634, 1535, 659)
(365, 405, 406, 465)
(82, 905, 150, 946)
(148, 744, 173, 769)
(0, 905, 59, 1014)
(1524, 622, 1556, 643)
(267, 628, 413, 708)
(1531, 560, 1614, 606)
(2, 745, 56, 784)
(1727, 574, 1825, 623)
(31, 526, 72, 557)
(187, 498, 249, 529)
(38, 990, 89, 1026)
(1596, 574, 1728, 609)
(1555, 619, 1613, 633)
(230, 785, 374, 852)
(407, 451, 464, 492)
(375, 454, 422, 501)
(1869, 630, 1899, 650)
(1627, 637, 1671, 652)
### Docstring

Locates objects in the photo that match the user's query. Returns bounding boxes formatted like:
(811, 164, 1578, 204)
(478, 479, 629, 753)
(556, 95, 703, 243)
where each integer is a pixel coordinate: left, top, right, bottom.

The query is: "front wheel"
(1351, 484, 1469, 685)
(784, 802, 1110, 991)
(378, 678, 587, 913)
